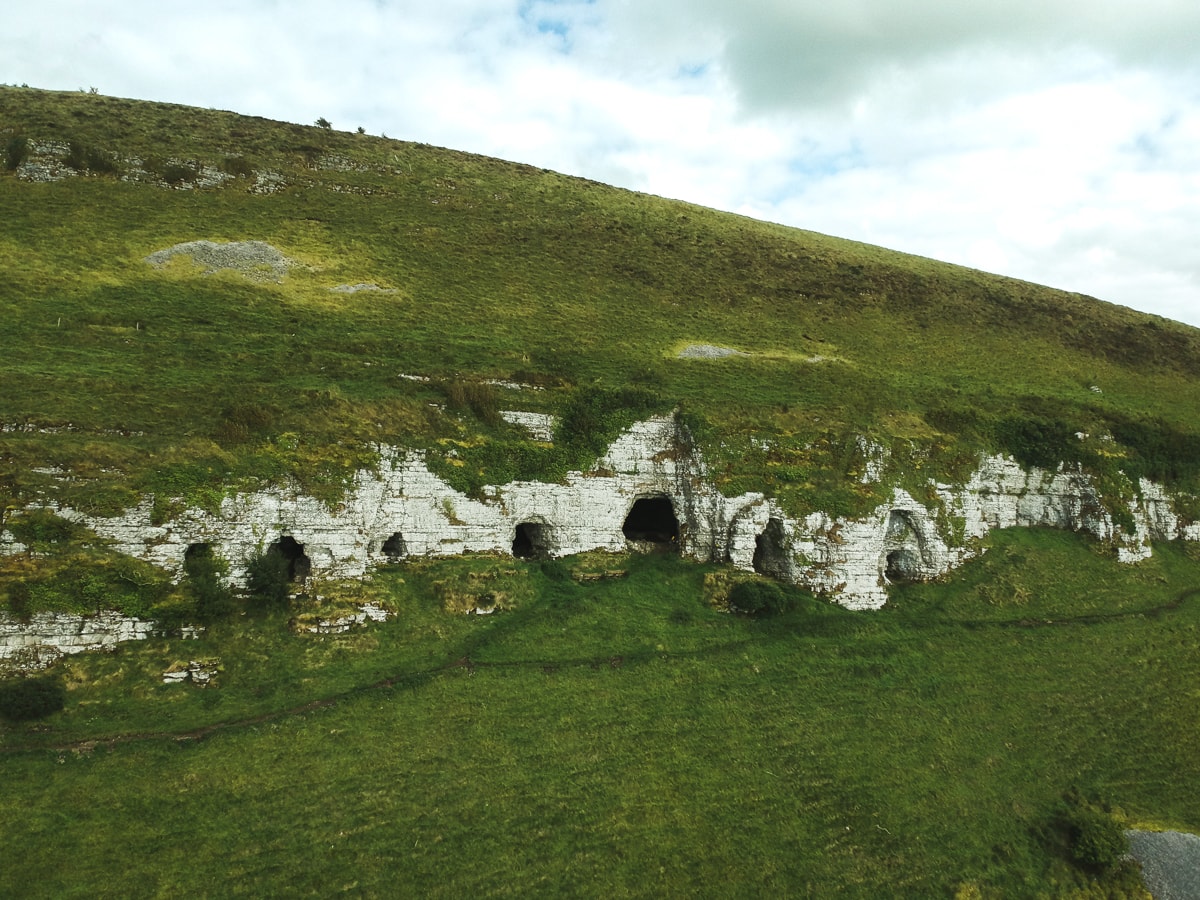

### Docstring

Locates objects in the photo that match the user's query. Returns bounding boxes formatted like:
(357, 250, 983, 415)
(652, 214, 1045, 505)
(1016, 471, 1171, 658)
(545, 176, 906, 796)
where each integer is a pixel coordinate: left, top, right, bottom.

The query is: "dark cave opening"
(512, 522, 551, 560)
(885, 548, 921, 583)
(381, 532, 406, 559)
(622, 496, 680, 548)
(752, 518, 792, 580)
(183, 542, 214, 577)
(268, 535, 311, 582)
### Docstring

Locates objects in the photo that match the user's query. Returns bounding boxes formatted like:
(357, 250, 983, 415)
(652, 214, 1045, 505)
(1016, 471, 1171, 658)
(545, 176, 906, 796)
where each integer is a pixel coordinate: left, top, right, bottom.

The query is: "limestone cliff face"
(4, 417, 1197, 635)
(0, 611, 156, 669)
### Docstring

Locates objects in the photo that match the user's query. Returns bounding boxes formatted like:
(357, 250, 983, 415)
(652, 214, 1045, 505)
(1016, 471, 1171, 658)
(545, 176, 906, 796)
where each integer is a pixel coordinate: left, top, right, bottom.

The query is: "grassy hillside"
(2, 86, 1200, 895)
(3, 531, 1198, 896)
(3, 85, 1200, 525)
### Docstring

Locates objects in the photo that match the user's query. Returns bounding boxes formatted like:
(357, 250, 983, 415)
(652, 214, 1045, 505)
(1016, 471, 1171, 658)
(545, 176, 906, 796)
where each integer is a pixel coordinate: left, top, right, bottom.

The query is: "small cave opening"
(268, 535, 311, 582)
(881, 509, 926, 584)
(752, 518, 792, 580)
(183, 542, 214, 576)
(622, 496, 680, 549)
(381, 532, 406, 560)
(184, 542, 212, 560)
(512, 522, 551, 560)
(885, 548, 922, 583)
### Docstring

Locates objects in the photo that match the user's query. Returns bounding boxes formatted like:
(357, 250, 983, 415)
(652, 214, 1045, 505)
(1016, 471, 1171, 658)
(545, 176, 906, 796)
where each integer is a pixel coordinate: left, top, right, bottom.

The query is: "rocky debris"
(145, 240, 297, 281)
(328, 283, 396, 294)
(1126, 830, 1200, 899)
(486, 378, 545, 392)
(676, 344, 747, 359)
(250, 171, 287, 194)
(163, 658, 221, 687)
(293, 603, 391, 635)
(500, 410, 557, 442)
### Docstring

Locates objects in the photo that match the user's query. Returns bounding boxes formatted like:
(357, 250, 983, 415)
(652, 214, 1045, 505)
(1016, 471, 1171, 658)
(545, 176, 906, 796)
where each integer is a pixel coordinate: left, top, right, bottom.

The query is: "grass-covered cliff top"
(3, 85, 1200, 520)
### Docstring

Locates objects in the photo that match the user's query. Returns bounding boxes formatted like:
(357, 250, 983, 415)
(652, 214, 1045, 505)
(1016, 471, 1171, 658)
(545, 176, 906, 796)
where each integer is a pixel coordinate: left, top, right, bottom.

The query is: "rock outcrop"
(0, 611, 156, 670)
(10, 415, 1187, 615)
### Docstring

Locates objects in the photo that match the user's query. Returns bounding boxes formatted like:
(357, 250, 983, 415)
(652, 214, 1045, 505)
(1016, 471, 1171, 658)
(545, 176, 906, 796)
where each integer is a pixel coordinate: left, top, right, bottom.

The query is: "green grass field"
(2, 531, 1197, 897)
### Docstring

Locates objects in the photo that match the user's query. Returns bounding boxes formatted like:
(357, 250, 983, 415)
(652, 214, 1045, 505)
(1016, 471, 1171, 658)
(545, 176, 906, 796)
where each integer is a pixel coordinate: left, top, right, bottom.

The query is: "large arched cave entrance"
(622, 496, 680, 550)
(512, 521, 553, 560)
(268, 535, 311, 582)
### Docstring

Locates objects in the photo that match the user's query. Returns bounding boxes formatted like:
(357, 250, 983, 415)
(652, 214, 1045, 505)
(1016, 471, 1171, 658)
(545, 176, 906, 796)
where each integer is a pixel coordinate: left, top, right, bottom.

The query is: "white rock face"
(9, 416, 1197, 621)
(0, 611, 155, 670)
(499, 410, 557, 442)
(294, 603, 391, 634)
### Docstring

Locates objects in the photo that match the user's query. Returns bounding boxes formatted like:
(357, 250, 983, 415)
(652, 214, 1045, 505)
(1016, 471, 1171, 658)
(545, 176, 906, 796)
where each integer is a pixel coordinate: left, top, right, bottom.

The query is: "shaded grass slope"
(0, 533, 1197, 896)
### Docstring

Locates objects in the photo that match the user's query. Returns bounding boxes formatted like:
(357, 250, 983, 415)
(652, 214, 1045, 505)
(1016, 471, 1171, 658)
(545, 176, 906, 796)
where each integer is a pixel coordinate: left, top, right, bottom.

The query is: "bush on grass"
(4, 134, 29, 170)
(245, 547, 291, 612)
(184, 545, 236, 624)
(728, 580, 795, 617)
(1059, 794, 1127, 872)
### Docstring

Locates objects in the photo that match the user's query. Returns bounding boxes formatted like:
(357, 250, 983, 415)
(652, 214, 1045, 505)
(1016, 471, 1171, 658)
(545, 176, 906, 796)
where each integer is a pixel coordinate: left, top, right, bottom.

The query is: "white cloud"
(2, 0, 1199, 327)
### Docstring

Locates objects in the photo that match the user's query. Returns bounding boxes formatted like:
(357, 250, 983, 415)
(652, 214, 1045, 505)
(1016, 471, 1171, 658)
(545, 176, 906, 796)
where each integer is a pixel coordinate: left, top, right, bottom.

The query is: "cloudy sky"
(6, 1, 1200, 327)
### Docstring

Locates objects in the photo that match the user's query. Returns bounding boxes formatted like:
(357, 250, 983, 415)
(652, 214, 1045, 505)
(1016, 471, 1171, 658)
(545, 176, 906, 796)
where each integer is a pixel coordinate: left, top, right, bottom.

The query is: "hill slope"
(3, 86, 1200, 898)
(2, 85, 1200, 526)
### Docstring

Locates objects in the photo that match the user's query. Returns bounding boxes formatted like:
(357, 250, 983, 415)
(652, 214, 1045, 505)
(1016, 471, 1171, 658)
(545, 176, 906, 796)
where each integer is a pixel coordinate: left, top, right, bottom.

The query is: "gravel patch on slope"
(328, 283, 396, 294)
(1126, 830, 1200, 899)
(145, 240, 297, 281)
(676, 344, 747, 359)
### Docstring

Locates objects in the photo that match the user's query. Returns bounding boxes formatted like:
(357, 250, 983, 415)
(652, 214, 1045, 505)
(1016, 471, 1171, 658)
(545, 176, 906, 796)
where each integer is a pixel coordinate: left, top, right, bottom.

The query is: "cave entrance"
(622, 496, 680, 550)
(512, 522, 552, 560)
(381, 532, 406, 560)
(885, 548, 922, 582)
(880, 510, 926, 584)
(183, 543, 214, 577)
(268, 535, 311, 582)
(753, 518, 793, 580)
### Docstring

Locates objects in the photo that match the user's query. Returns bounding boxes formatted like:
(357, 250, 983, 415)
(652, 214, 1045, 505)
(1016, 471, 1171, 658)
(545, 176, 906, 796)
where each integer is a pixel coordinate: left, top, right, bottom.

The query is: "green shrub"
(4, 134, 28, 170)
(245, 547, 291, 611)
(0, 675, 66, 722)
(5, 581, 32, 621)
(7, 509, 76, 548)
(214, 402, 276, 446)
(63, 140, 120, 174)
(1060, 796, 1127, 872)
(161, 161, 200, 186)
(728, 580, 795, 617)
(221, 155, 254, 177)
(439, 379, 503, 427)
(184, 545, 235, 624)
(556, 385, 663, 459)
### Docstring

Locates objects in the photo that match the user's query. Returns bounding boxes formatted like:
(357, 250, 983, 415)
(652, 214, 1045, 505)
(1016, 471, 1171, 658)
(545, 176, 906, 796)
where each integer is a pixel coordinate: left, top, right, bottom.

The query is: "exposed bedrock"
(16, 416, 1198, 613)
